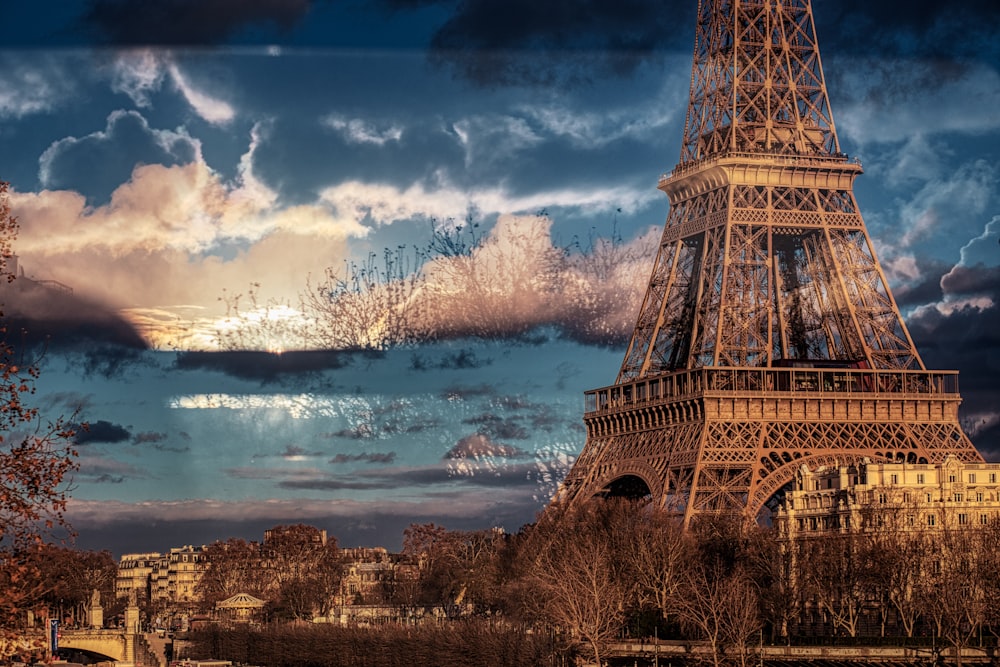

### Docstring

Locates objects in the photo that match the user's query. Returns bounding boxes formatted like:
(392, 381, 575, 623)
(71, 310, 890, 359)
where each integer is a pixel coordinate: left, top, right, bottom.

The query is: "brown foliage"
(183, 621, 559, 667)
(0, 182, 79, 654)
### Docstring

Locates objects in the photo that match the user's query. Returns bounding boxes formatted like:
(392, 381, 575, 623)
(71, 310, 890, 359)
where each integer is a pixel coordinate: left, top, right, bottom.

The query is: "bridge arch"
(58, 630, 128, 663)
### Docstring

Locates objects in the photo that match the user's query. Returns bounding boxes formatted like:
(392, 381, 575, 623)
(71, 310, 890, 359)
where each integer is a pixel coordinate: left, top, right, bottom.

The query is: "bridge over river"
(38, 628, 164, 667)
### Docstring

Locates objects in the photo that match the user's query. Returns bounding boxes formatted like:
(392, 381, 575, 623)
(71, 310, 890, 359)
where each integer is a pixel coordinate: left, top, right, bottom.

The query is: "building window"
(891, 474, 898, 484)
(959, 513, 969, 525)
(991, 473, 997, 483)
(977, 492, 984, 502)
(927, 514, 936, 526)
(955, 493, 963, 502)
(981, 514, 989, 525)
(970, 473, 976, 484)
(917, 473, 925, 484)
(949, 474, 956, 483)
(879, 493, 887, 503)
(926, 493, 932, 502)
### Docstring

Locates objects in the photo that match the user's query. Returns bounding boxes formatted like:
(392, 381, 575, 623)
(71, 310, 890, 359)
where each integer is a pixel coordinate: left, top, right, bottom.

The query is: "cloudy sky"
(2, 0, 999, 556)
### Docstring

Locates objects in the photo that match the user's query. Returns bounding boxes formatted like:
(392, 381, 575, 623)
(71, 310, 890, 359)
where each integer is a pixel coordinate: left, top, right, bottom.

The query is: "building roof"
(216, 593, 266, 609)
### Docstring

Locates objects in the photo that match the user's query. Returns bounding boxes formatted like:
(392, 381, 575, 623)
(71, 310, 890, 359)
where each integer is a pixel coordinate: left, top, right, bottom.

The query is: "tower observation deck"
(558, 0, 983, 522)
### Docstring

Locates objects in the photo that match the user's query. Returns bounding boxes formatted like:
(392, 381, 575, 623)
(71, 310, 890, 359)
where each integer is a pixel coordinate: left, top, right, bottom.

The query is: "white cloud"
(167, 62, 235, 125)
(322, 114, 403, 146)
(317, 175, 658, 229)
(452, 114, 542, 168)
(107, 50, 166, 108)
(957, 215, 1000, 269)
(0, 55, 73, 118)
(516, 68, 689, 149)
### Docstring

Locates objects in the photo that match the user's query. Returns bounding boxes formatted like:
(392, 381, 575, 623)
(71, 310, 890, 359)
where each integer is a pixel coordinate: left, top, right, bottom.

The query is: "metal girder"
(560, 0, 983, 521)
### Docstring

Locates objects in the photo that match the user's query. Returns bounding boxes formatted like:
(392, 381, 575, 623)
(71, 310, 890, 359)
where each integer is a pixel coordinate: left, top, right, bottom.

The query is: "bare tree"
(918, 519, 989, 667)
(420, 216, 565, 340)
(799, 532, 867, 637)
(676, 516, 764, 667)
(744, 527, 799, 643)
(516, 501, 637, 667)
(197, 538, 271, 605)
(627, 508, 690, 627)
(0, 182, 79, 659)
(558, 223, 656, 346)
(301, 246, 429, 350)
(215, 283, 305, 352)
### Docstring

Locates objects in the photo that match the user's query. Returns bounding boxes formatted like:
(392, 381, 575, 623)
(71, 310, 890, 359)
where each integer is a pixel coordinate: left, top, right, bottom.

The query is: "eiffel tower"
(559, 0, 983, 522)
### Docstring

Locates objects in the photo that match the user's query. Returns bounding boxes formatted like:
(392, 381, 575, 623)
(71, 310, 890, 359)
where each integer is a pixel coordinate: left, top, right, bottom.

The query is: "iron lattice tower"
(559, 0, 983, 522)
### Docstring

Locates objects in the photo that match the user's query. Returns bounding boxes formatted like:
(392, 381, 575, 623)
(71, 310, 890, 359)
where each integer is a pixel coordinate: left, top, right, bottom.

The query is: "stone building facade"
(774, 455, 1000, 538)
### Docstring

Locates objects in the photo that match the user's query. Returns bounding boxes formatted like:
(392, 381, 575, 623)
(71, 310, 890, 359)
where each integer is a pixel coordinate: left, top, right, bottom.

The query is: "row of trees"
(196, 524, 342, 621)
(217, 216, 657, 351)
(353, 502, 1000, 667)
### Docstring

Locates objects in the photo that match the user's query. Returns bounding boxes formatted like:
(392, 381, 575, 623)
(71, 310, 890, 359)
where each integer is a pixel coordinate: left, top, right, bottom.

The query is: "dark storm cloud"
(813, 0, 1000, 64)
(908, 279, 1000, 395)
(133, 431, 167, 445)
(174, 349, 354, 381)
(279, 478, 402, 491)
(444, 433, 529, 459)
(425, 0, 690, 87)
(891, 259, 949, 309)
(325, 424, 376, 440)
(81, 0, 318, 46)
(409, 348, 493, 370)
(279, 462, 540, 491)
(940, 264, 1000, 297)
(0, 276, 147, 351)
(77, 345, 151, 380)
(280, 444, 324, 458)
(461, 413, 529, 440)
(73, 419, 131, 445)
(329, 452, 397, 464)
(416, 0, 998, 87)
(529, 405, 574, 432)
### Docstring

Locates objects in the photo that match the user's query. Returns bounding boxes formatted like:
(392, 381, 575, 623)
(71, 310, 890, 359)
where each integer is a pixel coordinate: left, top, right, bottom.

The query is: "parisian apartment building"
(774, 455, 1000, 537)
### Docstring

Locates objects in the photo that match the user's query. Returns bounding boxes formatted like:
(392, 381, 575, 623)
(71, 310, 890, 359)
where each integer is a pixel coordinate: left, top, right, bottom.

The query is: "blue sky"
(1, 0, 999, 555)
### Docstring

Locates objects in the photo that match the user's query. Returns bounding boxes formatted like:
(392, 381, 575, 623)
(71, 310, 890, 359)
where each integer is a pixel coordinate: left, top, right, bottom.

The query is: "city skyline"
(0, 0, 998, 555)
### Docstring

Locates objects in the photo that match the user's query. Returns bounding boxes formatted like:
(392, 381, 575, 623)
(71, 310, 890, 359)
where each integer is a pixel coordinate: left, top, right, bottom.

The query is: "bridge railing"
(584, 366, 961, 415)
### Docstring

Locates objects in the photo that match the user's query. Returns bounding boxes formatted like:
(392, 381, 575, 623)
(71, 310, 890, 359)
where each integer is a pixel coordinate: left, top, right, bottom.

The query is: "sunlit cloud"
(318, 177, 656, 229)
(167, 61, 235, 125)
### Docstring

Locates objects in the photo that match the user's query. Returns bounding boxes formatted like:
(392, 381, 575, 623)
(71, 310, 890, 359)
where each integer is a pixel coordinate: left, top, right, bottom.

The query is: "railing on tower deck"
(660, 149, 861, 184)
(584, 366, 961, 416)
